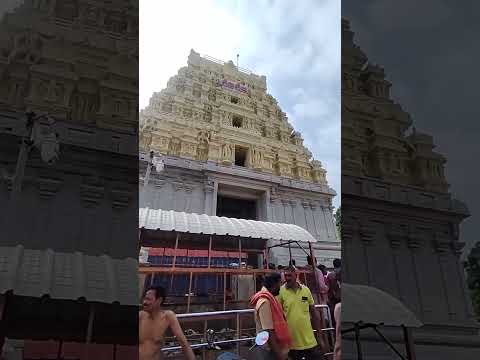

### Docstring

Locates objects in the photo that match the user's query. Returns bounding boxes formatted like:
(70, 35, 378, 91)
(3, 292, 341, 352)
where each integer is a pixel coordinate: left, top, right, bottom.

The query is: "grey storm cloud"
(343, 0, 480, 255)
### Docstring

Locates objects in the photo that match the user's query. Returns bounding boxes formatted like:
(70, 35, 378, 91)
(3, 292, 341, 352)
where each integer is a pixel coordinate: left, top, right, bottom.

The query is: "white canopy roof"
(0, 245, 139, 305)
(342, 283, 422, 328)
(139, 208, 317, 243)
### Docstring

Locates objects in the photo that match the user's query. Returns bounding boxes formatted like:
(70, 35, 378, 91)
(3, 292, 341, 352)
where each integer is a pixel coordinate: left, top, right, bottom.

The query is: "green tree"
(334, 206, 341, 239)
(464, 242, 480, 319)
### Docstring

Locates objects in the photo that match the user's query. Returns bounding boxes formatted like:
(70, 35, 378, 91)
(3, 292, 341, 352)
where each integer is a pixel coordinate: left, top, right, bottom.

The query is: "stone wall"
(140, 155, 340, 266)
(0, 1, 138, 260)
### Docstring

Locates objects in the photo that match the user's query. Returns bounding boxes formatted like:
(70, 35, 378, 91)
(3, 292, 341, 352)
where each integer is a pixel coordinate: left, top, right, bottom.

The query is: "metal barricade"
(161, 305, 335, 359)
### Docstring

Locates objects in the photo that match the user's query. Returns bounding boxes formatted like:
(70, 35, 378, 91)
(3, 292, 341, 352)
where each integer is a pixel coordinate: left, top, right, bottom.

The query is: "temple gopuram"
(0, 1, 139, 358)
(342, 18, 480, 359)
(139, 49, 340, 266)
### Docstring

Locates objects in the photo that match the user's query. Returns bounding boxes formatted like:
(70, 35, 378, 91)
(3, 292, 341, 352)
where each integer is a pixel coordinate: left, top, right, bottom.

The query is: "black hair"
(146, 285, 166, 304)
(263, 273, 282, 289)
(318, 264, 327, 272)
(286, 265, 297, 273)
(333, 258, 341, 268)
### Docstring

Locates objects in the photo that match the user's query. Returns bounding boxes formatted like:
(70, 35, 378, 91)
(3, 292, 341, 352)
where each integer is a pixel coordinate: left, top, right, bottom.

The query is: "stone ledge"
(343, 175, 469, 215)
(0, 112, 137, 156)
(140, 152, 336, 196)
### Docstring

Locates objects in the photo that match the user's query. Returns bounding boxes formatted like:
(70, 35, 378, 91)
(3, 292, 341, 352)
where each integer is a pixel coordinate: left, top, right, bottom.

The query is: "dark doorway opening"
(216, 196, 257, 220)
(234, 146, 248, 167)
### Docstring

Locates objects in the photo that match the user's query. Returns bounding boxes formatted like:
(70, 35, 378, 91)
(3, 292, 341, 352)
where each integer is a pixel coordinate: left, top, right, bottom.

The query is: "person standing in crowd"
(333, 302, 341, 360)
(277, 266, 325, 360)
(278, 265, 286, 284)
(305, 256, 330, 352)
(327, 258, 341, 326)
(250, 273, 292, 360)
(306, 256, 329, 306)
(139, 286, 195, 360)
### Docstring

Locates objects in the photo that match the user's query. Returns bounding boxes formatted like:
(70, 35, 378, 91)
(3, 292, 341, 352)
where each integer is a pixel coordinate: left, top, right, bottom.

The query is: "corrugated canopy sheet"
(0, 246, 139, 305)
(342, 283, 422, 328)
(139, 208, 317, 243)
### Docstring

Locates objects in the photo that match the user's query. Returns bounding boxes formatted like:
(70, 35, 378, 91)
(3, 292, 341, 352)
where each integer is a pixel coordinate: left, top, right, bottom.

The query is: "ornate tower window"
(232, 115, 243, 128)
(234, 146, 248, 167)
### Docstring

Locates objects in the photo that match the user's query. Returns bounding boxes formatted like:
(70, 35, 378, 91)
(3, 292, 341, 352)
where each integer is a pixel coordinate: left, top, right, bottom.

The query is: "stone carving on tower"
(0, 0, 139, 133)
(140, 49, 329, 185)
(342, 19, 448, 193)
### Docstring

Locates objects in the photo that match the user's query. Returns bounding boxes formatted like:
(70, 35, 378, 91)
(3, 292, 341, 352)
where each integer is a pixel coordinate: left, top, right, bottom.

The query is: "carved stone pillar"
(433, 234, 456, 321)
(281, 199, 291, 223)
(407, 233, 425, 321)
(204, 179, 215, 216)
(80, 177, 104, 208)
(387, 230, 404, 300)
(290, 199, 297, 225)
(111, 188, 132, 210)
(37, 177, 63, 201)
(360, 224, 375, 284)
(264, 190, 273, 222)
(309, 202, 319, 238)
(79, 176, 105, 251)
(302, 201, 314, 235)
(269, 194, 278, 222)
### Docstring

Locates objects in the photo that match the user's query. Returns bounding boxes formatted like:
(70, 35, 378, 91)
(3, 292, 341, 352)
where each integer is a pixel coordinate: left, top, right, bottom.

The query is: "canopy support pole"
(372, 325, 408, 360)
(354, 323, 363, 360)
(170, 232, 180, 293)
(402, 325, 416, 360)
(288, 241, 292, 264)
(223, 272, 227, 311)
(0, 293, 8, 354)
(86, 303, 95, 343)
(208, 236, 212, 268)
(187, 271, 193, 313)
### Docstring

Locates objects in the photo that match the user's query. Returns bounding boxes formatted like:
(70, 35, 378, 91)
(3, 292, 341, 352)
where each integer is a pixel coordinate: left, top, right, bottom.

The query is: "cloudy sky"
(344, 0, 480, 256)
(140, 0, 341, 208)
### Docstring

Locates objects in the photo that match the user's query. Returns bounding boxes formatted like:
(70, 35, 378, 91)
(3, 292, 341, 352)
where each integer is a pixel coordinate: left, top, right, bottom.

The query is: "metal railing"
(161, 305, 335, 357)
(202, 54, 253, 75)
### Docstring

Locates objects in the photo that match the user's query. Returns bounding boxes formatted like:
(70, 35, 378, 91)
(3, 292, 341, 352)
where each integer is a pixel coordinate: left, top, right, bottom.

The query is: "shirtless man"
(139, 286, 196, 360)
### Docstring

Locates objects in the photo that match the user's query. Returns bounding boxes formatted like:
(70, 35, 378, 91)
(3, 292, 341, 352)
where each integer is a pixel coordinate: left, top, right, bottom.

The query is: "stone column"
(434, 238, 456, 322)
(281, 199, 290, 223)
(34, 177, 63, 247)
(204, 179, 215, 215)
(79, 176, 105, 253)
(212, 181, 219, 215)
(342, 220, 355, 280)
(360, 224, 375, 285)
(303, 201, 315, 235)
(407, 234, 425, 322)
(387, 231, 403, 301)
(269, 194, 278, 222)
(310, 202, 319, 238)
(264, 190, 273, 222)
(290, 199, 297, 225)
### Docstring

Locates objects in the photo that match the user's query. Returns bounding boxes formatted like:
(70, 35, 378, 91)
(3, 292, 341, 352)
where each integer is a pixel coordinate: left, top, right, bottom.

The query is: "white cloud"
(140, 0, 340, 207)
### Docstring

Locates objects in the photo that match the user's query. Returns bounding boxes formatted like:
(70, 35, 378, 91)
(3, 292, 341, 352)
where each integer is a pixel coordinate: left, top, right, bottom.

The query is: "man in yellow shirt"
(277, 266, 324, 360)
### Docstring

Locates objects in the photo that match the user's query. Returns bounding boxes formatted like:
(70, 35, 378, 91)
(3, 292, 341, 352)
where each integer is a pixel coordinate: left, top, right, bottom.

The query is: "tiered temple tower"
(0, 0, 139, 258)
(342, 18, 480, 358)
(139, 50, 340, 266)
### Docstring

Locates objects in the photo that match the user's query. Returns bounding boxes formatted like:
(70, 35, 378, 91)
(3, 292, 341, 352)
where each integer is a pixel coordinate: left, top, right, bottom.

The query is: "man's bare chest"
(140, 315, 168, 344)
